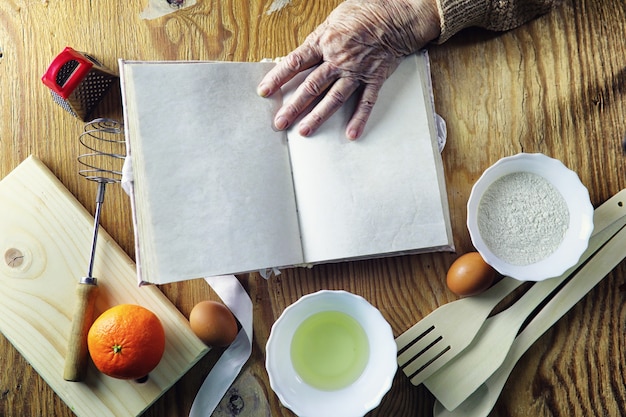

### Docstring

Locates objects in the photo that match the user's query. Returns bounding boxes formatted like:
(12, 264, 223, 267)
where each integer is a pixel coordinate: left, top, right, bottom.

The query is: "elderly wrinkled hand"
(257, 0, 441, 140)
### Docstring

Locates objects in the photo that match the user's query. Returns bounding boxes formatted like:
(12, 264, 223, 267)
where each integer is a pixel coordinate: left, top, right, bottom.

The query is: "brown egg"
(446, 252, 496, 297)
(189, 300, 239, 347)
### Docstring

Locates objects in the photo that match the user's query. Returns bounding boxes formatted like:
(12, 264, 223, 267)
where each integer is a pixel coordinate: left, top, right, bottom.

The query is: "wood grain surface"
(1, 0, 625, 416)
(0, 156, 208, 417)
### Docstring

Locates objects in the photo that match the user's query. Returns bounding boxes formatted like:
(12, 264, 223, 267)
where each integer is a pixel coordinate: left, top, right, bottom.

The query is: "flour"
(477, 172, 569, 266)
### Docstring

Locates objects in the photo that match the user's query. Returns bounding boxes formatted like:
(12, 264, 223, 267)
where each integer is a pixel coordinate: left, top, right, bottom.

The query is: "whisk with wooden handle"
(63, 118, 125, 382)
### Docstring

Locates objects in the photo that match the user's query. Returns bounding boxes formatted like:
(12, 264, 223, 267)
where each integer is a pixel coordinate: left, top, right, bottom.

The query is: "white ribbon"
(189, 275, 253, 417)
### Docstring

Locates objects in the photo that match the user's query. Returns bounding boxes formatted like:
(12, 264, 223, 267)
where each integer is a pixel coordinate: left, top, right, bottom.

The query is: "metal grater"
(42, 47, 118, 121)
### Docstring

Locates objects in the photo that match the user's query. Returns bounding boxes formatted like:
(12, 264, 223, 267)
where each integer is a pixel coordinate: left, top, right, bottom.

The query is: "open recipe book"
(119, 52, 453, 284)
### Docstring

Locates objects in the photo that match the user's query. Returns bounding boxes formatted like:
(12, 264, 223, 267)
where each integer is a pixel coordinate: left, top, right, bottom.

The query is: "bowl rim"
(467, 153, 594, 281)
(265, 290, 397, 417)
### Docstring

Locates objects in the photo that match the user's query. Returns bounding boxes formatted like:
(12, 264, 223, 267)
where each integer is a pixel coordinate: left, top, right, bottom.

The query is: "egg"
(446, 252, 496, 297)
(189, 300, 239, 347)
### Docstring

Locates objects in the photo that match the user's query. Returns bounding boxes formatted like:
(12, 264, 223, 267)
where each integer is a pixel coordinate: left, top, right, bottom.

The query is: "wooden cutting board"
(0, 156, 209, 416)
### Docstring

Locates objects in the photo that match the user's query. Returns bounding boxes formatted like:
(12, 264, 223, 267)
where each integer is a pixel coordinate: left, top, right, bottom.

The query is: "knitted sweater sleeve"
(435, 0, 557, 43)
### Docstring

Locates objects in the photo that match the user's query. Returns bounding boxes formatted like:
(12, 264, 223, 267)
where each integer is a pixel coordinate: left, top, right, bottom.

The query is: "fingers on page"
(258, 44, 321, 97)
(298, 77, 360, 137)
(346, 84, 380, 140)
(273, 62, 339, 131)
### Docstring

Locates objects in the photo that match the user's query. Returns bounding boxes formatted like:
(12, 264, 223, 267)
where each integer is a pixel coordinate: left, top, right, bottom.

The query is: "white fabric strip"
(189, 275, 253, 417)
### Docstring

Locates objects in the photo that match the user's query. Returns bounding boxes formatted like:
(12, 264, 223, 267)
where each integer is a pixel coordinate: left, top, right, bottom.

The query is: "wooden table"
(2, 0, 626, 416)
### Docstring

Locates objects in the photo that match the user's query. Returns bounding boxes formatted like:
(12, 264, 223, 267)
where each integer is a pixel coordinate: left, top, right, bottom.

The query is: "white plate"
(467, 153, 594, 281)
(265, 290, 397, 417)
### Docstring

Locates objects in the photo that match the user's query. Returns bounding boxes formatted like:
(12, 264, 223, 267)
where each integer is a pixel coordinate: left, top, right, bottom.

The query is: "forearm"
(435, 0, 557, 42)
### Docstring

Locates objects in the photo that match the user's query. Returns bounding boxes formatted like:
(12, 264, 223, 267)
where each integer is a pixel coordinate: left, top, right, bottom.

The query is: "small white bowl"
(467, 153, 594, 281)
(265, 290, 397, 417)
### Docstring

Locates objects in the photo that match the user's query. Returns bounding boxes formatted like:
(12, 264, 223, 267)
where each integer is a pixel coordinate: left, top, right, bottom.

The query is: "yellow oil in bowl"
(290, 311, 369, 391)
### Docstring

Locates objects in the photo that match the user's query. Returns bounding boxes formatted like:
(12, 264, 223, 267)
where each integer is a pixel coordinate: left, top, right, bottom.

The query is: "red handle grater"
(42, 47, 118, 121)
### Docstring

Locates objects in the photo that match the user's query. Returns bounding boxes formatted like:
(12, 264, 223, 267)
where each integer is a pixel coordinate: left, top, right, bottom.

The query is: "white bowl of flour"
(467, 153, 594, 281)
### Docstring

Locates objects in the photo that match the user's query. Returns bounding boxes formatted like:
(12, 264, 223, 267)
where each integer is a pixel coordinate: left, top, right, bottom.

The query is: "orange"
(87, 304, 166, 380)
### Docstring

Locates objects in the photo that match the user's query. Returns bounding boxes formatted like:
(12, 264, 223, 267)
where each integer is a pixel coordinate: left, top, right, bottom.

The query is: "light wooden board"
(0, 156, 209, 417)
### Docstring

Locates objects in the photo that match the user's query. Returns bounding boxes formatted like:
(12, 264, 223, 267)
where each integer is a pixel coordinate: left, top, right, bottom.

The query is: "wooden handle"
(63, 282, 98, 381)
